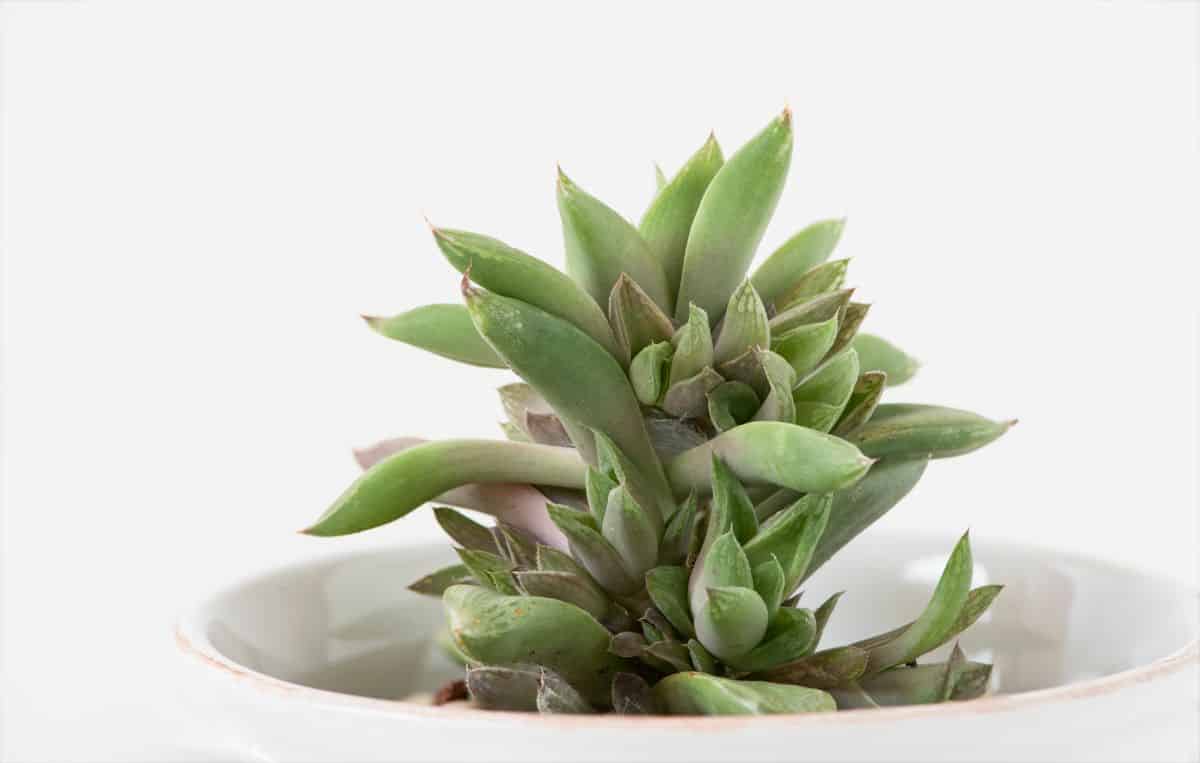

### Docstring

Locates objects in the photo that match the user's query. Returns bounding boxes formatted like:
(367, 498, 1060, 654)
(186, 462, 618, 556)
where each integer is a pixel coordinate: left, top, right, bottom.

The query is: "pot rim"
(176, 531, 1199, 729)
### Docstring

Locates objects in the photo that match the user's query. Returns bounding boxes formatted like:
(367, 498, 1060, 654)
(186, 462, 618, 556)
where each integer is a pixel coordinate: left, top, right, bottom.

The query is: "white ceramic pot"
(176, 532, 1198, 763)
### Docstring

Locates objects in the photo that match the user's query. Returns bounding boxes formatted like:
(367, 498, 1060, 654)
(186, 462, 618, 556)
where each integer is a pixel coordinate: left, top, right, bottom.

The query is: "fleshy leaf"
(455, 548, 519, 595)
(662, 367, 724, 419)
(774, 259, 851, 312)
(464, 285, 673, 509)
(852, 333, 920, 386)
(768, 288, 853, 333)
(825, 302, 870, 359)
(644, 640, 694, 673)
(793, 350, 860, 432)
(842, 651, 993, 707)
(433, 507, 500, 553)
(812, 591, 844, 647)
(667, 422, 873, 498)
(602, 486, 661, 579)
(710, 456, 759, 544)
(760, 645, 869, 689)
(851, 404, 1016, 460)
(744, 493, 831, 594)
(639, 134, 725, 303)
(751, 219, 846, 307)
(713, 281, 770, 365)
(668, 304, 714, 386)
(725, 606, 818, 673)
(646, 565, 696, 638)
(804, 456, 929, 581)
(546, 502, 639, 595)
(772, 316, 838, 380)
(536, 668, 596, 714)
(687, 639, 718, 674)
(363, 305, 505, 368)
(865, 533, 974, 673)
(557, 168, 672, 313)
(707, 381, 760, 433)
(444, 585, 626, 707)
(751, 556, 786, 622)
(514, 570, 610, 621)
(654, 673, 835, 715)
(608, 273, 676, 360)
(432, 227, 623, 362)
(675, 109, 793, 324)
(304, 439, 587, 536)
(689, 530, 755, 613)
(585, 467, 617, 525)
(408, 563, 474, 597)
(465, 664, 540, 711)
(751, 349, 797, 424)
(833, 371, 887, 436)
(630, 341, 673, 406)
(695, 586, 770, 661)
(659, 491, 697, 565)
(612, 672, 661, 715)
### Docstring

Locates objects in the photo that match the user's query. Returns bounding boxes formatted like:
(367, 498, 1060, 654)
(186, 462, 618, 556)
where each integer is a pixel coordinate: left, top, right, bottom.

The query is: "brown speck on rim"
(432, 679, 468, 706)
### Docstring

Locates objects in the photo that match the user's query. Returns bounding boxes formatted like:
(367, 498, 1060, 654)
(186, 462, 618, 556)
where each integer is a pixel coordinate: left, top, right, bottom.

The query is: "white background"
(2, 1, 1197, 760)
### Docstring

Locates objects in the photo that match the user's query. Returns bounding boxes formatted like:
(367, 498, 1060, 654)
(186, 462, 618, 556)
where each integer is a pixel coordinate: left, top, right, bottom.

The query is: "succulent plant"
(304, 109, 1014, 716)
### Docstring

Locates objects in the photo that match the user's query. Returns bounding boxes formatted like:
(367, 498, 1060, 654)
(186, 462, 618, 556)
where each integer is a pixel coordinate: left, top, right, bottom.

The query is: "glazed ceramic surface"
(176, 533, 1199, 763)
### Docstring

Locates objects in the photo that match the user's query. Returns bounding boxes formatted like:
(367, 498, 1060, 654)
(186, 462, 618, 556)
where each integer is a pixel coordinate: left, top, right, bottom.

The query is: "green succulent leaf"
(433, 507, 501, 553)
(644, 640, 694, 673)
(774, 259, 851, 312)
(804, 456, 929, 581)
(725, 606, 818, 673)
(602, 486, 661, 580)
(709, 456, 760, 544)
(662, 367, 725, 419)
(514, 570, 610, 621)
(608, 273, 676, 361)
(852, 333, 920, 386)
(759, 645, 870, 689)
(646, 566, 696, 638)
(304, 439, 587, 536)
(557, 168, 673, 313)
(464, 285, 673, 508)
(865, 532, 974, 673)
(771, 315, 839, 379)
(546, 502, 639, 595)
(653, 164, 669, 192)
(363, 305, 505, 368)
(639, 134, 725, 302)
(690, 530, 755, 613)
(444, 585, 626, 707)
(675, 109, 793, 324)
(695, 586, 770, 662)
(407, 563, 474, 597)
(494, 524, 538, 567)
(826, 302, 870, 359)
(744, 493, 831, 594)
(833, 371, 887, 436)
(465, 664, 541, 711)
(455, 547, 520, 595)
(432, 227, 624, 362)
(668, 422, 873, 498)
(536, 668, 596, 714)
(751, 556, 786, 622)
(686, 639, 718, 674)
(612, 672, 662, 714)
(851, 404, 1016, 460)
(793, 350, 860, 432)
(654, 672, 835, 715)
(659, 491, 697, 565)
(629, 341, 673, 407)
(713, 281, 770, 365)
(769, 288, 855, 334)
(812, 591, 844, 647)
(707, 381, 760, 433)
(584, 467, 617, 525)
(669, 304, 714, 386)
(751, 218, 846, 307)
(751, 349, 797, 424)
(838, 649, 992, 707)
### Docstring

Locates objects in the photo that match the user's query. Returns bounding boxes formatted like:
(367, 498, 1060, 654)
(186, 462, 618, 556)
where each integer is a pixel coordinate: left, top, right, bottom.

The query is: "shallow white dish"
(176, 532, 1198, 763)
